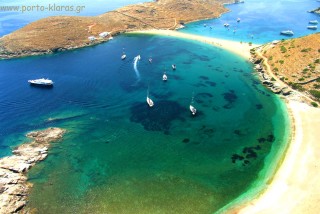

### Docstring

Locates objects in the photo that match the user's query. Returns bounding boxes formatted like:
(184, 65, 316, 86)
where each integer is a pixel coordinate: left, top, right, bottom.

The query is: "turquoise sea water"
(0, 0, 315, 213)
(0, 34, 289, 213)
(180, 0, 319, 44)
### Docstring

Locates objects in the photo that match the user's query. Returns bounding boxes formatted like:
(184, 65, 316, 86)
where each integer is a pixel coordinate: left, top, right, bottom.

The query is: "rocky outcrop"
(309, 7, 320, 14)
(0, 128, 65, 214)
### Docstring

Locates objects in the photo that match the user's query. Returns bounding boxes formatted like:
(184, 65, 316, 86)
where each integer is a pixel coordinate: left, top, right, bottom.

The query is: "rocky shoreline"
(0, 128, 66, 214)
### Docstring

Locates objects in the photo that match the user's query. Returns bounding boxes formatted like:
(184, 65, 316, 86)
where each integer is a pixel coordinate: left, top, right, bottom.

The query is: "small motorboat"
(280, 30, 294, 36)
(163, 72, 167, 81)
(237, 18, 241, 22)
(28, 78, 53, 87)
(309, 20, 319, 24)
(224, 23, 230, 27)
(172, 64, 176, 70)
(307, 25, 317, 30)
(149, 58, 152, 63)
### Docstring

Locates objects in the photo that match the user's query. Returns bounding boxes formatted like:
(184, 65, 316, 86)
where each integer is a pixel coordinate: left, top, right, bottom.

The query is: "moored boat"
(237, 18, 241, 22)
(224, 23, 230, 27)
(309, 20, 318, 24)
(147, 89, 154, 107)
(172, 64, 176, 70)
(28, 78, 53, 87)
(163, 72, 167, 81)
(307, 25, 317, 30)
(190, 94, 197, 115)
(280, 30, 294, 36)
(149, 57, 152, 63)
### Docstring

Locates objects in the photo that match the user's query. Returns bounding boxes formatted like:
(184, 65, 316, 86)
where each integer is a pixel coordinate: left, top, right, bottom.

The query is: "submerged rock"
(130, 100, 184, 133)
(0, 127, 65, 214)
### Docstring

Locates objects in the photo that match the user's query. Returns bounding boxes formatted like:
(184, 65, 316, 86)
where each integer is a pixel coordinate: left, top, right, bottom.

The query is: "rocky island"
(0, 128, 66, 214)
(0, 0, 231, 59)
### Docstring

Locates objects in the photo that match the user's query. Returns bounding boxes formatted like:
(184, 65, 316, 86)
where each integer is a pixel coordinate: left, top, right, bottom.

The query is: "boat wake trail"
(133, 55, 141, 80)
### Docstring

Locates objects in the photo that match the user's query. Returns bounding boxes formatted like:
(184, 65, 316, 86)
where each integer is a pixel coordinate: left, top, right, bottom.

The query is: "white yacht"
(190, 95, 197, 115)
(28, 78, 53, 86)
(280, 30, 294, 36)
(190, 105, 196, 115)
(163, 72, 167, 81)
(121, 51, 126, 60)
(309, 20, 319, 24)
(307, 25, 317, 30)
(147, 90, 154, 107)
(147, 96, 154, 107)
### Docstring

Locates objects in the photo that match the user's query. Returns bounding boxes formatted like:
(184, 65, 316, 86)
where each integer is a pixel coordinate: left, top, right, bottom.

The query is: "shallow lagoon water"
(0, 34, 289, 213)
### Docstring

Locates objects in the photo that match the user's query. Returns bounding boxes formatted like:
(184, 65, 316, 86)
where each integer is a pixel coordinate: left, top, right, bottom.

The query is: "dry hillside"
(261, 33, 320, 102)
(0, 0, 230, 59)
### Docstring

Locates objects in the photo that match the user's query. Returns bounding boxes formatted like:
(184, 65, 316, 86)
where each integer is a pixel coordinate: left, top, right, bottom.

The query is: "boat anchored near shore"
(280, 30, 294, 36)
(28, 78, 53, 87)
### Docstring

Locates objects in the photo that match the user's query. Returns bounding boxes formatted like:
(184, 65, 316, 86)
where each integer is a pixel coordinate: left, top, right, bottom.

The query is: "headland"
(0, 128, 66, 213)
(0, 0, 231, 59)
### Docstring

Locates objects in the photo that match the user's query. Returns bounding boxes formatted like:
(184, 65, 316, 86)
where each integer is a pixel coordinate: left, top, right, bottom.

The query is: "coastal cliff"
(0, 0, 231, 59)
(0, 128, 65, 214)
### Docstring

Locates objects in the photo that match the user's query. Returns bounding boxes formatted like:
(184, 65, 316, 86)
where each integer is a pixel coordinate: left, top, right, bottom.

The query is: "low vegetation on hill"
(261, 33, 320, 102)
(0, 0, 230, 58)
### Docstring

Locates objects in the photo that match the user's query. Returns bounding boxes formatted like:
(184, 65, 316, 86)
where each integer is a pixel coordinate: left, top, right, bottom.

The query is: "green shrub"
(310, 90, 320, 99)
(311, 102, 318, 107)
(301, 48, 312, 52)
(279, 60, 284, 64)
(298, 78, 305, 81)
(280, 46, 287, 53)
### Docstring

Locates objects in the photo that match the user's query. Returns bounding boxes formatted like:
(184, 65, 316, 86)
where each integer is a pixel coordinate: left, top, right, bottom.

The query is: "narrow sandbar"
(128, 29, 257, 59)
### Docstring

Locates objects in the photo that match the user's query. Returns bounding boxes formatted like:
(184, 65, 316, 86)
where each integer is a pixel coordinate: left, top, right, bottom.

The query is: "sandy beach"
(128, 29, 256, 59)
(132, 29, 320, 213)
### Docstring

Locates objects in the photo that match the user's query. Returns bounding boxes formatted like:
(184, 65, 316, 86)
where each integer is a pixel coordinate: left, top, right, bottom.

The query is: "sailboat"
(190, 95, 197, 115)
(121, 48, 126, 60)
(146, 89, 154, 107)
(163, 72, 168, 81)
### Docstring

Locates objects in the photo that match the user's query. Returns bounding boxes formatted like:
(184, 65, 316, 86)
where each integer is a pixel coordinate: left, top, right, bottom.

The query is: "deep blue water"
(180, 0, 320, 44)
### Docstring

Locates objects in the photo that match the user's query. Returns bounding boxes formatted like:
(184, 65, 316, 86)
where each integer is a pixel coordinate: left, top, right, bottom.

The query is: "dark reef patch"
(199, 76, 209, 80)
(205, 81, 217, 87)
(222, 90, 237, 109)
(130, 100, 185, 133)
(182, 138, 190, 143)
(256, 104, 263, 110)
